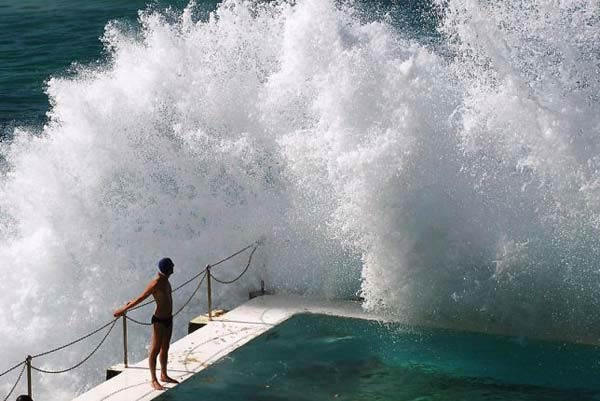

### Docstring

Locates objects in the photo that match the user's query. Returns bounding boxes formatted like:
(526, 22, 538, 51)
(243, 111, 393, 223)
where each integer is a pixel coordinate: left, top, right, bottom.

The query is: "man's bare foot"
(151, 380, 166, 390)
(161, 374, 179, 384)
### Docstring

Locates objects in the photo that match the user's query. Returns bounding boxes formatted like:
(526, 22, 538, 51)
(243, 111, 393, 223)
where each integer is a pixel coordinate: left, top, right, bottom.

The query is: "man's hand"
(114, 300, 134, 317)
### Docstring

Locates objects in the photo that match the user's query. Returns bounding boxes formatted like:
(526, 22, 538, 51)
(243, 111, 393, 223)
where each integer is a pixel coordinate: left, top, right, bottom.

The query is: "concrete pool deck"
(72, 295, 384, 401)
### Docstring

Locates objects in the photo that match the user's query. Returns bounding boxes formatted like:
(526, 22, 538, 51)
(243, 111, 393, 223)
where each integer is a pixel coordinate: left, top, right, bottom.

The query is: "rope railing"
(31, 319, 118, 359)
(124, 240, 259, 315)
(210, 243, 257, 268)
(31, 319, 118, 374)
(1, 363, 25, 401)
(127, 269, 206, 314)
(210, 245, 258, 284)
(0, 240, 261, 400)
(126, 271, 208, 326)
(125, 241, 259, 321)
(173, 271, 208, 318)
(0, 362, 25, 380)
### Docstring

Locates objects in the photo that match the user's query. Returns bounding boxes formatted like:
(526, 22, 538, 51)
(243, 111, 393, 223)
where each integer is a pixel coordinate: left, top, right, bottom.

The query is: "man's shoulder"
(148, 276, 161, 287)
(153, 276, 170, 287)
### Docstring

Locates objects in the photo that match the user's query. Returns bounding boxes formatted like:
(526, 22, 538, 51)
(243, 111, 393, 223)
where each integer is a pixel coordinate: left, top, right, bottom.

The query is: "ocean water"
(1, 0, 148, 128)
(0, 0, 432, 129)
(1, 0, 600, 400)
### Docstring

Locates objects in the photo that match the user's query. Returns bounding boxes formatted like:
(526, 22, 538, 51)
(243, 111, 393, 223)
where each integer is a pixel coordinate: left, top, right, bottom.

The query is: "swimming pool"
(156, 313, 600, 400)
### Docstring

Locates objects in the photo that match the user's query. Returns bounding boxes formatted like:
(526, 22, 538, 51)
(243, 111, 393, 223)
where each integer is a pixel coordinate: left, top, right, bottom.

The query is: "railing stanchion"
(122, 314, 128, 368)
(207, 265, 213, 321)
(26, 355, 32, 398)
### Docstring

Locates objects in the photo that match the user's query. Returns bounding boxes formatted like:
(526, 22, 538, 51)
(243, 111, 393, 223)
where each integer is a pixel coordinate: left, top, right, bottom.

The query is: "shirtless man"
(113, 257, 179, 390)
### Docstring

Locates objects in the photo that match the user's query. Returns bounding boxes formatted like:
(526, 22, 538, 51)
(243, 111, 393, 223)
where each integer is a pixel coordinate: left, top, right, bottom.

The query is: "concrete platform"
(187, 309, 228, 334)
(72, 295, 383, 401)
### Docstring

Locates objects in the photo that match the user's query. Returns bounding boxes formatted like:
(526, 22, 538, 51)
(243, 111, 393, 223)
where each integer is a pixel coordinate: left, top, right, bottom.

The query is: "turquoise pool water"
(156, 314, 600, 401)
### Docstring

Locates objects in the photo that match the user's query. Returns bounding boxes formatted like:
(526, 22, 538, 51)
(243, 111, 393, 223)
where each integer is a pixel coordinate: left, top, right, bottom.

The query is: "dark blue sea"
(0, 0, 207, 129)
(0, 0, 435, 131)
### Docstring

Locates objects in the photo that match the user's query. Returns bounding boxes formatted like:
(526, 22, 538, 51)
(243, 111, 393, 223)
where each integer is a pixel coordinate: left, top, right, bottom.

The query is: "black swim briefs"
(151, 315, 173, 328)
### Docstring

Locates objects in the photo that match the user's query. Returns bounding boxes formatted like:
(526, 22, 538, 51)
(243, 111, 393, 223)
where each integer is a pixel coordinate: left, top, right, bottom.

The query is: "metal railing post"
(26, 355, 32, 398)
(122, 314, 128, 368)
(207, 265, 213, 321)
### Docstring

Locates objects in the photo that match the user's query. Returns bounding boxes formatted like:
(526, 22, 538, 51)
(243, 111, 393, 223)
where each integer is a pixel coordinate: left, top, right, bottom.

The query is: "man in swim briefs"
(113, 257, 179, 390)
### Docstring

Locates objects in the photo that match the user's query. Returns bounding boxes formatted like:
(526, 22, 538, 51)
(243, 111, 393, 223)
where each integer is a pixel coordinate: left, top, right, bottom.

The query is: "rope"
(0, 361, 25, 379)
(1, 363, 25, 401)
(125, 270, 206, 326)
(127, 271, 206, 314)
(127, 299, 155, 313)
(32, 318, 118, 359)
(127, 242, 258, 313)
(31, 319, 118, 374)
(210, 242, 257, 268)
(173, 271, 207, 317)
(127, 271, 208, 326)
(172, 270, 205, 293)
(210, 246, 257, 284)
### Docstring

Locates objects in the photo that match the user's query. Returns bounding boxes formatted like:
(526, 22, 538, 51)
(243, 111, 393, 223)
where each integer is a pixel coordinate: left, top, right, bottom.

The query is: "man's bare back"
(113, 257, 179, 390)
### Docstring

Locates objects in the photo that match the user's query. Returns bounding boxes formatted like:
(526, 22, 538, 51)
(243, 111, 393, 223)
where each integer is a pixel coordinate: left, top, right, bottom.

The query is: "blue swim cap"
(158, 257, 174, 276)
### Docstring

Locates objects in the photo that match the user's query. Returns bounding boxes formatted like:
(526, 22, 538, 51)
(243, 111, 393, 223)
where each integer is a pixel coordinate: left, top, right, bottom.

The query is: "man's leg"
(159, 323, 179, 384)
(150, 323, 166, 390)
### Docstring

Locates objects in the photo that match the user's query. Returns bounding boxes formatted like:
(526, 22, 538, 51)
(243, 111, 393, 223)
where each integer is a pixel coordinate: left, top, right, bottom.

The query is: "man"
(113, 257, 179, 390)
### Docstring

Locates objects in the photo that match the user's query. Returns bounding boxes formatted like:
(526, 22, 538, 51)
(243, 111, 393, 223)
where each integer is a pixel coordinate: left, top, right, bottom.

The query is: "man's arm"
(113, 279, 157, 317)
